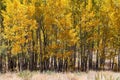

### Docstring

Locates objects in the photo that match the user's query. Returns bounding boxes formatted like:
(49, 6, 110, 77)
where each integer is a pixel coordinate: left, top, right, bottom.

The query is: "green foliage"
(0, 44, 7, 56)
(18, 70, 32, 79)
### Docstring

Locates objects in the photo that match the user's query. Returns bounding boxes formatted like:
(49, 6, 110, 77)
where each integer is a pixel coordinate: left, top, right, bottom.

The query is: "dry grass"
(0, 71, 120, 80)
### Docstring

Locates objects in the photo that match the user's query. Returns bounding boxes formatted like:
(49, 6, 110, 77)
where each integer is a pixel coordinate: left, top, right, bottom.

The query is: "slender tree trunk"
(96, 26, 100, 70)
(96, 49, 99, 70)
(38, 25, 43, 72)
(54, 56, 57, 71)
(89, 44, 93, 70)
(73, 45, 76, 71)
(118, 48, 120, 71)
(0, 55, 2, 72)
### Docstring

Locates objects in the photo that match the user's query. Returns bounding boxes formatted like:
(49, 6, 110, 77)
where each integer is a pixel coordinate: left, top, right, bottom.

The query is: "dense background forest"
(0, 0, 120, 73)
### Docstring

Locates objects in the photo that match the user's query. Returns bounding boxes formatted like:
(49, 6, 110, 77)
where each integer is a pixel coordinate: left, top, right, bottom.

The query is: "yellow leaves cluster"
(11, 43, 21, 55)
(107, 0, 120, 36)
(60, 13, 72, 28)
(60, 0, 70, 9)
(2, 0, 37, 54)
(55, 51, 73, 59)
(81, 10, 99, 32)
(87, 0, 92, 11)
(69, 28, 79, 45)
(42, 0, 74, 48)
(63, 51, 73, 59)
(27, 5, 35, 17)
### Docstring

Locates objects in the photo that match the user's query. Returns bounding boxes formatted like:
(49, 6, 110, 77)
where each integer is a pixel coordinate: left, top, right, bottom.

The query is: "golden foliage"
(2, 0, 37, 54)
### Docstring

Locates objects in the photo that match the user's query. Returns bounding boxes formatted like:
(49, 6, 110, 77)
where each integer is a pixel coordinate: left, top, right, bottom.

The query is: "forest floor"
(0, 71, 120, 80)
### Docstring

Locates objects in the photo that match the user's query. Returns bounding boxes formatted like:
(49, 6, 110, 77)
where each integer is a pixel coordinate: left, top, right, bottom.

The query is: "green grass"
(17, 70, 32, 79)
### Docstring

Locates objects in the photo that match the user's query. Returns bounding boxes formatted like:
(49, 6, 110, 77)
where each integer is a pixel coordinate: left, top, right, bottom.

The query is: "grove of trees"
(0, 0, 120, 72)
